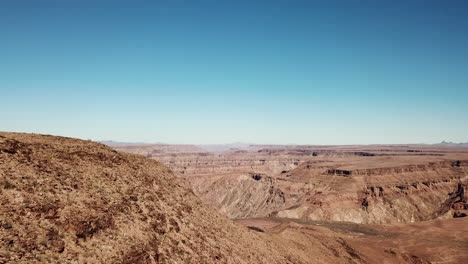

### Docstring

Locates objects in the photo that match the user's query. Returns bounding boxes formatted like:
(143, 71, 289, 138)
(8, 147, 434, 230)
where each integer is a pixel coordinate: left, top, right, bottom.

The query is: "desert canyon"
(1, 132, 467, 263)
(113, 138, 468, 263)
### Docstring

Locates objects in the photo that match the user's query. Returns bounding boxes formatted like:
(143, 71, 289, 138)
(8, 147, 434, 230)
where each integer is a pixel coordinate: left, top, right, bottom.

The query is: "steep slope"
(188, 173, 287, 219)
(0, 132, 305, 263)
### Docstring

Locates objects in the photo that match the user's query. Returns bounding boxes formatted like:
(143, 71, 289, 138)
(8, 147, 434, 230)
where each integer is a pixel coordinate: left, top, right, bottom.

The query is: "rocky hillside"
(0, 132, 308, 263)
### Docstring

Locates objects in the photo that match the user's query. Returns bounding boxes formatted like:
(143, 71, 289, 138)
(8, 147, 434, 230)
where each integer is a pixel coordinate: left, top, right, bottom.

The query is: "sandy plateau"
(0, 132, 467, 263)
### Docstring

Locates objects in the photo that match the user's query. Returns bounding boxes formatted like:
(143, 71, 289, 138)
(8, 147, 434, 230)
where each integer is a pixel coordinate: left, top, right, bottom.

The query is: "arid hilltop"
(0, 133, 306, 263)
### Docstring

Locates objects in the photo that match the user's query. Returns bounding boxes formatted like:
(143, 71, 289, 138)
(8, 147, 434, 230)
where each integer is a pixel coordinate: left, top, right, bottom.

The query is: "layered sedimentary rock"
(114, 143, 468, 224)
(188, 173, 286, 219)
(275, 157, 468, 224)
(148, 152, 305, 176)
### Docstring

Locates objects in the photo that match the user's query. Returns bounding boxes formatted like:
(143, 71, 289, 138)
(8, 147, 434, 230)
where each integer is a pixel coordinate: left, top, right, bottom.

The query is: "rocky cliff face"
(155, 153, 304, 176)
(188, 173, 286, 219)
(436, 181, 468, 218)
(113, 143, 468, 225)
(276, 158, 468, 224)
(169, 153, 468, 224)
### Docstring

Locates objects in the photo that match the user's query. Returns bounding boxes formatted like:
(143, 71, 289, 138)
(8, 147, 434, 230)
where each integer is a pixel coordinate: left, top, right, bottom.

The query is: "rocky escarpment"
(156, 153, 304, 176)
(275, 158, 468, 224)
(326, 160, 467, 176)
(113, 143, 468, 224)
(434, 181, 468, 218)
(112, 145, 308, 176)
(188, 173, 287, 219)
(116, 145, 430, 177)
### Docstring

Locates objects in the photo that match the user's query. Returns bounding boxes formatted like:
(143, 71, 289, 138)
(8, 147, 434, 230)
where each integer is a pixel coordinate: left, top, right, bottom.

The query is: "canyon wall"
(114, 144, 468, 224)
(276, 160, 468, 223)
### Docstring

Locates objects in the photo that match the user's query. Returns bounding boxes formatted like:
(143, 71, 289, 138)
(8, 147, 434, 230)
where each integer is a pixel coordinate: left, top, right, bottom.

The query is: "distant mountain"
(436, 141, 468, 147)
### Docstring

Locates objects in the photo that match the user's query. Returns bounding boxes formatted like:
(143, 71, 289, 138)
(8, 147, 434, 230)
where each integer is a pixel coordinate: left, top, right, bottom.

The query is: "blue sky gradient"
(1, 1, 468, 144)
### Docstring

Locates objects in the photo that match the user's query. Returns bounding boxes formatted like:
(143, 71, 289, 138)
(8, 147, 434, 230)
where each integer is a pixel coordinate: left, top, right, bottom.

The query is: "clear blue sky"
(1, 0, 467, 144)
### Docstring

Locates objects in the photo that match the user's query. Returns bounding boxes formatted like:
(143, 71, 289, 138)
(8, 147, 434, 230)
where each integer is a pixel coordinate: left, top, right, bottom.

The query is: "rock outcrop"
(275, 157, 468, 224)
(188, 173, 286, 219)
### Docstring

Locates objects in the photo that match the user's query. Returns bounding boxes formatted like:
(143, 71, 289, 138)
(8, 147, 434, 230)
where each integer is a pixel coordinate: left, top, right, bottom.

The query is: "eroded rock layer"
(188, 173, 286, 219)
(276, 157, 468, 223)
(114, 143, 468, 224)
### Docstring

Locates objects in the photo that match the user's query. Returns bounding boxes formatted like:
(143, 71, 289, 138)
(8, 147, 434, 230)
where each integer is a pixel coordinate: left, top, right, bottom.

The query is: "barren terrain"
(115, 143, 468, 223)
(0, 133, 305, 263)
(113, 141, 468, 263)
(0, 133, 466, 263)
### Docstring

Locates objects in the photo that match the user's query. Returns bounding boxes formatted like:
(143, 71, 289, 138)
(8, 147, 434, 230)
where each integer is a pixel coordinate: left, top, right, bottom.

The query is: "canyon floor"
(0, 133, 467, 263)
